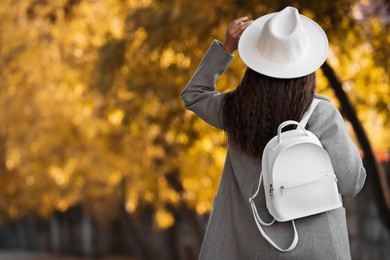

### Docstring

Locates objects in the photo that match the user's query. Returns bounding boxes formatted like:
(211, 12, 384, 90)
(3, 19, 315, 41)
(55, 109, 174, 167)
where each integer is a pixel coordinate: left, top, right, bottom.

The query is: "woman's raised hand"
(222, 17, 253, 53)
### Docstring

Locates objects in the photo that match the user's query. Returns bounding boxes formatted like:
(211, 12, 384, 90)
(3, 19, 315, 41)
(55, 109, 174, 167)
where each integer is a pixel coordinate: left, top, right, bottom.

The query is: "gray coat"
(181, 40, 366, 260)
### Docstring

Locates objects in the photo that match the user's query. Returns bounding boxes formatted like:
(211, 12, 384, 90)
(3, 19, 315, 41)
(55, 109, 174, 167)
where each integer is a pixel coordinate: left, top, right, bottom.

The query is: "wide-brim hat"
(238, 6, 328, 79)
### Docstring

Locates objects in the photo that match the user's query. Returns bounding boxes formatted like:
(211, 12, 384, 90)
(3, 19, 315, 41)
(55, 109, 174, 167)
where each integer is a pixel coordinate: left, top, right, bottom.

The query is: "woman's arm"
(180, 17, 252, 129)
(309, 101, 367, 197)
(180, 40, 233, 129)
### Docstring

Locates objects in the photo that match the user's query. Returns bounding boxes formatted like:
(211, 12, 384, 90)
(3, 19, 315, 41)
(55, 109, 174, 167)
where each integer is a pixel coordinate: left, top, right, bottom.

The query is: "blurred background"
(0, 0, 389, 259)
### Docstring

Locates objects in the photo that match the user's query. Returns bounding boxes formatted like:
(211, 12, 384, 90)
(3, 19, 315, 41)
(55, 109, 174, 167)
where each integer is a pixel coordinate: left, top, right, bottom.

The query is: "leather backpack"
(249, 99, 342, 252)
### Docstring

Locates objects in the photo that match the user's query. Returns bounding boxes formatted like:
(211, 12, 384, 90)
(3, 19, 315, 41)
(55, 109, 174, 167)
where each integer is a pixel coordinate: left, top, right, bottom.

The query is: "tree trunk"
(321, 61, 390, 230)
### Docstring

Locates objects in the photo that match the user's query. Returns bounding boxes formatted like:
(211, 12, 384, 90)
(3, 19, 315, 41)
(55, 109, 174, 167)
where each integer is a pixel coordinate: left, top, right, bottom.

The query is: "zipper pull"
(270, 184, 273, 199)
(280, 186, 284, 197)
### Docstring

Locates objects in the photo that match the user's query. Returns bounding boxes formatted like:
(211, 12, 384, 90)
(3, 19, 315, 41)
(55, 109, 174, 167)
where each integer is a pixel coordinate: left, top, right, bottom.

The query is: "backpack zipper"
(277, 174, 338, 197)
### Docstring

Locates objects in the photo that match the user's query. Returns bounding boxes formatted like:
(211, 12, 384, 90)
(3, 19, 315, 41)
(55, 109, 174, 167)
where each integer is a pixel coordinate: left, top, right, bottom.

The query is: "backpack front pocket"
(272, 174, 342, 221)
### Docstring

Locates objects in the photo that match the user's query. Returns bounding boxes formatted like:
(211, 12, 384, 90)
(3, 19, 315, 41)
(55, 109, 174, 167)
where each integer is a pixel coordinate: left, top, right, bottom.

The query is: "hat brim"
(238, 13, 328, 79)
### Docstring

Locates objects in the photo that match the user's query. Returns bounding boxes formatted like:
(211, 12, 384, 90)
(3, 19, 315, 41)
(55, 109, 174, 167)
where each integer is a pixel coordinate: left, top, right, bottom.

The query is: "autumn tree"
(0, 0, 388, 236)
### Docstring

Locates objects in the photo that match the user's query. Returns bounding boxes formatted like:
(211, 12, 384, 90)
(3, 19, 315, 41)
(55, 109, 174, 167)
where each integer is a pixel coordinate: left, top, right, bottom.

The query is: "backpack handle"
(277, 120, 308, 143)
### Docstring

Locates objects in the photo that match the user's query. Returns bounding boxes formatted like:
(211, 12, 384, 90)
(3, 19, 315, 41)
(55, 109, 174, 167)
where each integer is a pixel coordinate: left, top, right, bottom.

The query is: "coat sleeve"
(180, 40, 234, 129)
(308, 100, 367, 198)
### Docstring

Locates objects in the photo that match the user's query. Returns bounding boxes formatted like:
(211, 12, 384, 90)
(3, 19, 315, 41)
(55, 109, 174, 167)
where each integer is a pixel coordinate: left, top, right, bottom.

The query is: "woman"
(181, 7, 366, 260)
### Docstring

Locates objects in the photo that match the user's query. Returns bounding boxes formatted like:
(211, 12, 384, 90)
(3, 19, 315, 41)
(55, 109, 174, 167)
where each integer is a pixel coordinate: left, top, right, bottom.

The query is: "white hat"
(238, 6, 328, 79)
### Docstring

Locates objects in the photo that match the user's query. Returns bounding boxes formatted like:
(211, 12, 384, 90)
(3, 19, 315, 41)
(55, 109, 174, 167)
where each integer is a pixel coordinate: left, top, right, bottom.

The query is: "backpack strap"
(249, 172, 298, 252)
(300, 98, 321, 127)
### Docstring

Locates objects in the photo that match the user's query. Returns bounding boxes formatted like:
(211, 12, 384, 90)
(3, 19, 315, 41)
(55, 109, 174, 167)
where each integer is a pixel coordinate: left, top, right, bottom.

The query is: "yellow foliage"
(0, 0, 387, 225)
(108, 109, 125, 126)
(154, 208, 175, 229)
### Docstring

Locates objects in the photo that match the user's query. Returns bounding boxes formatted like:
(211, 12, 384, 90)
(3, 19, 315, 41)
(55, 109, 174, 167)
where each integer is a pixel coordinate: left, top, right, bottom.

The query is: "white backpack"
(249, 99, 342, 252)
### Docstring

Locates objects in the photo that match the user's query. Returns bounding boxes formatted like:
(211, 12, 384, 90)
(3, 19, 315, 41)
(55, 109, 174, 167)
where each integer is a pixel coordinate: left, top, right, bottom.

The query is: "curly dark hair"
(221, 68, 316, 157)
